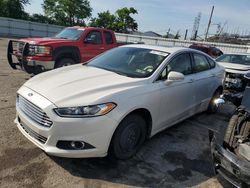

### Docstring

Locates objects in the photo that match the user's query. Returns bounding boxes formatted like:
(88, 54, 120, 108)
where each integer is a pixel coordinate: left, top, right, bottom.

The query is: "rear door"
(103, 31, 117, 51)
(191, 52, 217, 111)
(81, 30, 106, 62)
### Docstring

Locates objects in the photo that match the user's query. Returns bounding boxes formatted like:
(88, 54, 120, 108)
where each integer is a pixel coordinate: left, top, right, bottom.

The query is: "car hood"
(19, 37, 75, 45)
(23, 65, 145, 107)
(217, 62, 250, 73)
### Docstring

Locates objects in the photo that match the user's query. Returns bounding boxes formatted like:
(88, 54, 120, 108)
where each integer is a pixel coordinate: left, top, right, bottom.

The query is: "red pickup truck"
(7, 27, 124, 74)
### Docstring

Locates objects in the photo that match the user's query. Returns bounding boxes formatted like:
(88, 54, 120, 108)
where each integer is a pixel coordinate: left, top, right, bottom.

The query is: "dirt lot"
(0, 37, 234, 188)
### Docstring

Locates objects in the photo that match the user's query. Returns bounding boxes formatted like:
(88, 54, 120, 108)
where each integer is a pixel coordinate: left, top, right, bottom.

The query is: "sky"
(24, 0, 250, 39)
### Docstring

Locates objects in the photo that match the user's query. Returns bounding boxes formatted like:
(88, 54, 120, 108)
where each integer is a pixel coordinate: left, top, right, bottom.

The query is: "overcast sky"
(25, 0, 250, 38)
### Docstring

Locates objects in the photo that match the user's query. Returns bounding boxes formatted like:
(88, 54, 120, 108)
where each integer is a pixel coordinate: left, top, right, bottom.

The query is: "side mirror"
(165, 71, 184, 85)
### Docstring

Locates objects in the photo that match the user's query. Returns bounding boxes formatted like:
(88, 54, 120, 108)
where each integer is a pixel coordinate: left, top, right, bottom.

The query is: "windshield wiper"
(113, 71, 130, 77)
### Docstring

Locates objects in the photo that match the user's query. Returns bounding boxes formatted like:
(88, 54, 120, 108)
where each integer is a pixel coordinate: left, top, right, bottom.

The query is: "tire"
(223, 113, 239, 148)
(55, 58, 75, 68)
(110, 114, 146, 160)
(207, 89, 222, 113)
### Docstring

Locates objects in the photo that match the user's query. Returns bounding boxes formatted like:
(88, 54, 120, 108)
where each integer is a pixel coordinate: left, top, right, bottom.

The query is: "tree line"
(0, 0, 138, 33)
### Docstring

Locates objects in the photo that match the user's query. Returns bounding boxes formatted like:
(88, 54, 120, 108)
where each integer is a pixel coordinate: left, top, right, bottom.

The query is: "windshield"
(216, 54, 250, 65)
(87, 47, 169, 78)
(53, 28, 84, 40)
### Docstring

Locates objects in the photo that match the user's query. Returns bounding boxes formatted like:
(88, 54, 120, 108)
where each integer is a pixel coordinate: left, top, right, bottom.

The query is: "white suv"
(15, 45, 224, 159)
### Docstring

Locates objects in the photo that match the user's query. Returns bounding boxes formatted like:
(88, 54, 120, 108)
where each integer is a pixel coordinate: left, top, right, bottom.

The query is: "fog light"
(70, 141, 85, 150)
(56, 140, 95, 150)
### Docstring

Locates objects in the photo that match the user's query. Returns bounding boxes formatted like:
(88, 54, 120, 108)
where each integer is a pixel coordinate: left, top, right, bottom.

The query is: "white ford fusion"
(15, 45, 224, 159)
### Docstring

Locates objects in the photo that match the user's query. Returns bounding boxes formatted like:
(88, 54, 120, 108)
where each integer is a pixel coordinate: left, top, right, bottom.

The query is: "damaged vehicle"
(216, 53, 250, 107)
(210, 72, 250, 188)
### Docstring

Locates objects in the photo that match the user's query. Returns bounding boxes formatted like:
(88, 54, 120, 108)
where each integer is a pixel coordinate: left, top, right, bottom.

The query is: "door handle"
(187, 79, 194, 83)
(99, 47, 105, 50)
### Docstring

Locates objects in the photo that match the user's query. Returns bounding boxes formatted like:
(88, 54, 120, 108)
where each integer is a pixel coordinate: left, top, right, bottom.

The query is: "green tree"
(89, 11, 116, 30)
(29, 13, 55, 24)
(43, 0, 92, 26)
(0, 0, 30, 19)
(89, 7, 138, 33)
(115, 7, 138, 33)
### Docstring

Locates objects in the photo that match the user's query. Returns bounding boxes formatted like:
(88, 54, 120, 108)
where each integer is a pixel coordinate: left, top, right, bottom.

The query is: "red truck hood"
(19, 37, 75, 45)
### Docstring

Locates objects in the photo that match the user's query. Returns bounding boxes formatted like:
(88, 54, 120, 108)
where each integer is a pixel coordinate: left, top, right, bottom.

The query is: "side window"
(167, 53, 192, 75)
(157, 53, 192, 81)
(207, 57, 216, 68)
(85, 31, 102, 44)
(193, 53, 210, 72)
(104, 31, 113, 44)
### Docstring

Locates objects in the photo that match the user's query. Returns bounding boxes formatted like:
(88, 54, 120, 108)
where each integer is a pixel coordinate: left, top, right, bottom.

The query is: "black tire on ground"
(110, 114, 146, 160)
(207, 89, 222, 113)
(55, 58, 76, 68)
(223, 113, 239, 148)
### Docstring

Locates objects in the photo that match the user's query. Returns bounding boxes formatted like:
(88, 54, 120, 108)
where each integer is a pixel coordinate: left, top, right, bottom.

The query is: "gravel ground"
(0, 37, 234, 188)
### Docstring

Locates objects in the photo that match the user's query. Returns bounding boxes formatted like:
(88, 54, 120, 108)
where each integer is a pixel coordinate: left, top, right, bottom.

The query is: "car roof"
(221, 53, 250, 56)
(120, 44, 190, 54)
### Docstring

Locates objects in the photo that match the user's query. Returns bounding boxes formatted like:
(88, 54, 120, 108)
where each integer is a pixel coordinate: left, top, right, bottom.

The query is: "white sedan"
(216, 53, 250, 91)
(15, 45, 224, 159)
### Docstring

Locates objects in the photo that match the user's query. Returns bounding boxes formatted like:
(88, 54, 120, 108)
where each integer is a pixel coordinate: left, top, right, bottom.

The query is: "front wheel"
(55, 58, 75, 68)
(110, 114, 146, 160)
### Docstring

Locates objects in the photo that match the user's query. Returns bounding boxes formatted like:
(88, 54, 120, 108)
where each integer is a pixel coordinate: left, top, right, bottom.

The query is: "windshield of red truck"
(53, 28, 84, 40)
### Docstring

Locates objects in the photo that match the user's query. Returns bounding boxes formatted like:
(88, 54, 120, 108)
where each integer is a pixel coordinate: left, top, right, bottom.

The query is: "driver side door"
(155, 53, 197, 131)
(81, 30, 106, 62)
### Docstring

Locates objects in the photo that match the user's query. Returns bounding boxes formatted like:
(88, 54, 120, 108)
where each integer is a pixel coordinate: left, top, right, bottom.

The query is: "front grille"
(224, 72, 246, 91)
(13, 41, 25, 53)
(17, 95, 53, 127)
(19, 118, 47, 144)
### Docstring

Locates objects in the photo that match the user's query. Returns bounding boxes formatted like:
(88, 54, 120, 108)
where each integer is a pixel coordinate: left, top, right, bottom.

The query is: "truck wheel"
(110, 114, 146, 160)
(207, 89, 222, 113)
(55, 58, 75, 68)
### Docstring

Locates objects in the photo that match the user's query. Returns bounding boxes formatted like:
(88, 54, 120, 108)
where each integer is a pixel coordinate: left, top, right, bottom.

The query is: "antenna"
(191, 12, 201, 40)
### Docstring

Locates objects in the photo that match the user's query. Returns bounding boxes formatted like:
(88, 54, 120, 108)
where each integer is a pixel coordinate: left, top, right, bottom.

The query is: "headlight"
(54, 103, 116, 118)
(29, 45, 51, 55)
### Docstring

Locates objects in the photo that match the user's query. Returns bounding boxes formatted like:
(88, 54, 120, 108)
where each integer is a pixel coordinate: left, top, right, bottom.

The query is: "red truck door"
(80, 30, 106, 62)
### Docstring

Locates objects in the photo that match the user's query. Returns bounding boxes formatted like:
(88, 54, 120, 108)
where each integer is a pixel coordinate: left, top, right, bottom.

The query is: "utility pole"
(205, 6, 214, 41)
(166, 28, 170, 38)
(184, 29, 188, 40)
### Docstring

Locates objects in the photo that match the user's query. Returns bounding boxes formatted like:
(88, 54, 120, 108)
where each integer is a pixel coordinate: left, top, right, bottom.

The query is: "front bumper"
(211, 136, 250, 187)
(15, 87, 118, 158)
(7, 40, 54, 74)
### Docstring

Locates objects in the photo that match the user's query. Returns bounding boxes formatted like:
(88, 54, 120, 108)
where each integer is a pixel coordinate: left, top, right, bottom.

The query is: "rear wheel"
(110, 114, 146, 160)
(55, 58, 75, 68)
